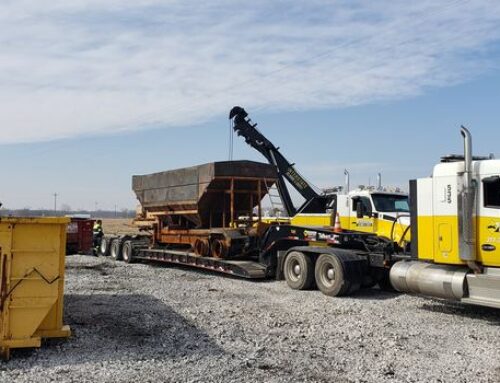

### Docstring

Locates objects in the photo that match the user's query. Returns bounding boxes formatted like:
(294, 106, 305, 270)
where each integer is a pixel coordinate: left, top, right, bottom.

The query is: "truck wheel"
(314, 253, 350, 297)
(99, 236, 111, 257)
(361, 275, 377, 289)
(122, 240, 135, 263)
(284, 251, 314, 290)
(110, 239, 123, 261)
(378, 270, 396, 292)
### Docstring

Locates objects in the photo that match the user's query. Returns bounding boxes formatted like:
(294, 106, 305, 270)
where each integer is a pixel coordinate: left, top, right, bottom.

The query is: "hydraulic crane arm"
(229, 106, 320, 217)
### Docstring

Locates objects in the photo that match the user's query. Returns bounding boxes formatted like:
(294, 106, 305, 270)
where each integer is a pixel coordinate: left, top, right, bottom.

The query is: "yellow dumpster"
(0, 217, 71, 360)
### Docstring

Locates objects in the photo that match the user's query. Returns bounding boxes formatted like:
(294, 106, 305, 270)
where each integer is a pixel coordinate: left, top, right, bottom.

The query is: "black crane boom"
(229, 106, 324, 217)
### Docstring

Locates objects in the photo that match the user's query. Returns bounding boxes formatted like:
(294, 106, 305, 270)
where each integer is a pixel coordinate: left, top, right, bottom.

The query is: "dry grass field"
(101, 218, 142, 235)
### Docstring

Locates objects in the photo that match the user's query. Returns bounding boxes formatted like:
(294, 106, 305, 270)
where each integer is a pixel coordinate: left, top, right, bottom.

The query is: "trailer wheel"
(194, 238, 210, 257)
(211, 239, 228, 259)
(122, 240, 135, 263)
(314, 253, 350, 297)
(99, 236, 112, 257)
(283, 251, 314, 290)
(110, 239, 123, 261)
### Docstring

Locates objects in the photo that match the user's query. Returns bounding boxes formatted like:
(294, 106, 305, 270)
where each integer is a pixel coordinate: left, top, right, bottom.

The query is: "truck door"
(351, 196, 376, 234)
(477, 176, 500, 267)
(326, 195, 338, 227)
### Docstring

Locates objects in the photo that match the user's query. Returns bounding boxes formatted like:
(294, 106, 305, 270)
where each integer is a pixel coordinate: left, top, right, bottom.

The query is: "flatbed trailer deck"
(102, 224, 406, 296)
(134, 248, 268, 279)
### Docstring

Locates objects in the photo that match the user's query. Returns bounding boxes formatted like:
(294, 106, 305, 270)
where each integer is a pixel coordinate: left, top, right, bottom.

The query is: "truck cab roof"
(433, 158, 500, 177)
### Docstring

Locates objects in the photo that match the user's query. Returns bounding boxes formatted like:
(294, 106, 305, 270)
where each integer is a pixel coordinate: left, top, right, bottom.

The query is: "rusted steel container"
(132, 160, 277, 228)
(132, 161, 278, 257)
(66, 217, 94, 255)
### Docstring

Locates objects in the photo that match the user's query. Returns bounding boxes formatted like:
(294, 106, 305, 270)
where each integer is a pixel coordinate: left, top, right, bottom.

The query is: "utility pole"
(53, 193, 58, 214)
(114, 204, 117, 218)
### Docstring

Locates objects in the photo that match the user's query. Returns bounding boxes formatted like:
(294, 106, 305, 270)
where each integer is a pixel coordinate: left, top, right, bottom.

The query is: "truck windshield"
(371, 194, 409, 213)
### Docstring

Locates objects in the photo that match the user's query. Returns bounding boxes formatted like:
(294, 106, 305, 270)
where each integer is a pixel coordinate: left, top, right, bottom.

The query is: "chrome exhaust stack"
(344, 169, 350, 193)
(459, 126, 478, 270)
(377, 173, 382, 190)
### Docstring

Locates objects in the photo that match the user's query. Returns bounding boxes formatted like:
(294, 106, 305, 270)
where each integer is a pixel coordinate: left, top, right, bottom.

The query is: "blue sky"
(1, 1, 500, 210)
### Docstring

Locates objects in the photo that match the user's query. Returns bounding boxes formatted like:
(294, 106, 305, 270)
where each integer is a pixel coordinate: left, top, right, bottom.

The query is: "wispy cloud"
(1, 0, 500, 144)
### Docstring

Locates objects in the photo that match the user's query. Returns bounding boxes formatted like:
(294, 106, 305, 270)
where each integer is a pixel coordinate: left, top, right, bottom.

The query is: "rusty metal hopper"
(132, 161, 277, 228)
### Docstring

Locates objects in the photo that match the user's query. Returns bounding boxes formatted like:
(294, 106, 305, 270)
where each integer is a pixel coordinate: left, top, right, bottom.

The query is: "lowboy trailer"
(100, 160, 403, 295)
(106, 222, 402, 295)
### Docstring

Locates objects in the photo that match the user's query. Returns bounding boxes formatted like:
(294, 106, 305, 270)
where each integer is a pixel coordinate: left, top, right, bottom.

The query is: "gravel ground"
(2, 255, 500, 383)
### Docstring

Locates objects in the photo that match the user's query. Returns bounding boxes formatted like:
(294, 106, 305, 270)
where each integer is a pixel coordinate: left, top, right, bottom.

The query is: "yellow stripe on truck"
(291, 214, 333, 227)
(416, 215, 500, 267)
(477, 216, 500, 267)
(291, 213, 411, 244)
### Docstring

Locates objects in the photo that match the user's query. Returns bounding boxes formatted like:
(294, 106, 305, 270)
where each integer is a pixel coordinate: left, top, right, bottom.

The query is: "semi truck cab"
(411, 157, 500, 267)
(342, 189, 409, 241)
(391, 128, 500, 309)
(291, 189, 410, 244)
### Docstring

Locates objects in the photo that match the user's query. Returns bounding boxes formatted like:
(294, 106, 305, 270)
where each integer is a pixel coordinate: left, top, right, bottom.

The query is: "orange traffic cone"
(333, 212, 342, 232)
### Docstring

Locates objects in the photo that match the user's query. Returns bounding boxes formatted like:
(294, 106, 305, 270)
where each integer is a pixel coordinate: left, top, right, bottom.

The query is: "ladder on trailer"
(264, 180, 286, 217)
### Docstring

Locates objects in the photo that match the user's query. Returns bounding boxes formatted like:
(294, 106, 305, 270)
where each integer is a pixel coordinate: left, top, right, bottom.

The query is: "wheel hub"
(293, 264, 301, 276)
(327, 267, 335, 280)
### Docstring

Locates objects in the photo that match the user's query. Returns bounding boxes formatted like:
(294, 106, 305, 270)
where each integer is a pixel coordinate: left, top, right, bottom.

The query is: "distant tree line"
(0, 207, 136, 219)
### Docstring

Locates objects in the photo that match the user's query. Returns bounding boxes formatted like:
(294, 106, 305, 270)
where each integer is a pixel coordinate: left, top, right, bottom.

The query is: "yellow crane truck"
(229, 106, 411, 247)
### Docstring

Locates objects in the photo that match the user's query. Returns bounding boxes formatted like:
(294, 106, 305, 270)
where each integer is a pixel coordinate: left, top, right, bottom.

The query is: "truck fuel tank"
(390, 260, 467, 300)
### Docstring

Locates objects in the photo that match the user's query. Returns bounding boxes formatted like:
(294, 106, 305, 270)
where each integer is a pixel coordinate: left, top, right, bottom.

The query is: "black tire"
(99, 236, 112, 257)
(122, 240, 135, 263)
(110, 239, 123, 261)
(314, 253, 351, 297)
(378, 270, 396, 292)
(283, 251, 314, 290)
(361, 275, 377, 289)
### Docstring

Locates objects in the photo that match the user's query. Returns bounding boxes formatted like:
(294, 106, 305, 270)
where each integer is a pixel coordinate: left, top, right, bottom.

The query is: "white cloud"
(1, 0, 500, 143)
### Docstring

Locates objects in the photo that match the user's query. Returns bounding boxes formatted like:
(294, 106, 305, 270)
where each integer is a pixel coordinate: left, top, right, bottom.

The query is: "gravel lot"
(2, 255, 500, 383)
